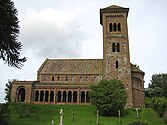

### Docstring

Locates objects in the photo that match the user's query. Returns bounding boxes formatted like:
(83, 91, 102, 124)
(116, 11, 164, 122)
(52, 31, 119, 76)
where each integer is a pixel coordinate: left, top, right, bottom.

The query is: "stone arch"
(68, 91, 72, 102)
(73, 91, 77, 103)
(34, 90, 39, 102)
(17, 87, 25, 102)
(81, 91, 85, 103)
(57, 91, 61, 102)
(40, 90, 44, 102)
(50, 91, 54, 102)
(86, 91, 90, 103)
(45, 91, 49, 102)
(63, 91, 67, 102)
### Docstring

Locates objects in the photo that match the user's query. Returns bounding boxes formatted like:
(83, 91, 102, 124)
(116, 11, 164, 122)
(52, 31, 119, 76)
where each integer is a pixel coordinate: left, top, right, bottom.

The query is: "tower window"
(65, 76, 68, 81)
(118, 23, 121, 31)
(116, 61, 118, 69)
(109, 23, 112, 32)
(112, 43, 116, 52)
(117, 43, 120, 52)
(52, 76, 54, 81)
(112, 43, 120, 52)
(114, 23, 117, 31)
(109, 23, 121, 32)
(57, 76, 60, 81)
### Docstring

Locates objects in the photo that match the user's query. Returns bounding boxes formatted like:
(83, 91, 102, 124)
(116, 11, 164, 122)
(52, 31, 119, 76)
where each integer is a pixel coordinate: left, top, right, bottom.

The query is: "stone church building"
(11, 5, 145, 108)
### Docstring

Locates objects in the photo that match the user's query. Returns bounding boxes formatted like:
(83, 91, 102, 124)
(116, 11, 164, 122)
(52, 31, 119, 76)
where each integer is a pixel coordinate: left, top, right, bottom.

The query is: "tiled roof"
(38, 58, 103, 75)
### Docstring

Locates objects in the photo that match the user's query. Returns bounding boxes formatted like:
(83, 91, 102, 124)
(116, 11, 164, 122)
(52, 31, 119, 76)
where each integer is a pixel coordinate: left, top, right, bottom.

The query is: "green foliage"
(0, 0, 26, 68)
(0, 103, 10, 125)
(90, 79, 127, 116)
(150, 97, 167, 117)
(145, 97, 151, 108)
(147, 73, 167, 98)
(128, 121, 148, 125)
(4, 81, 12, 103)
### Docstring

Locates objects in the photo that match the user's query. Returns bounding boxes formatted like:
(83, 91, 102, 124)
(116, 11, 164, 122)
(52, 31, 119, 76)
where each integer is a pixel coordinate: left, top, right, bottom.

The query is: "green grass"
(9, 103, 166, 125)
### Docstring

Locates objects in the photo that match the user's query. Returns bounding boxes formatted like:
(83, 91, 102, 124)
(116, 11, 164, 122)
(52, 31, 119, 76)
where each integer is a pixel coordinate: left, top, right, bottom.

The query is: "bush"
(128, 121, 148, 125)
(90, 79, 127, 116)
(150, 97, 167, 117)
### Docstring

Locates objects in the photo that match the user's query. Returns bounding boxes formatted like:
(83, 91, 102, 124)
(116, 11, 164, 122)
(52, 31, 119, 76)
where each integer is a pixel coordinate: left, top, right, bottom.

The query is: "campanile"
(100, 5, 133, 108)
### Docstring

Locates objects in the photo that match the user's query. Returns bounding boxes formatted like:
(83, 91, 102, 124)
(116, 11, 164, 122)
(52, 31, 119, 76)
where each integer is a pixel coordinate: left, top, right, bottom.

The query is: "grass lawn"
(9, 103, 166, 125)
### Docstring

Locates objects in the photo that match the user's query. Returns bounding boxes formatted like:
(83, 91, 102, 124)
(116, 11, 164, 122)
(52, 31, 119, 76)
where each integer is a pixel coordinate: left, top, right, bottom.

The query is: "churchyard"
(8, 103, 166, 125)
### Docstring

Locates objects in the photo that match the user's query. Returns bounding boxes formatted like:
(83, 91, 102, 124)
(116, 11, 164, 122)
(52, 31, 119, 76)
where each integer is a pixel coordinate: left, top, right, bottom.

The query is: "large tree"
(0, 0, 26, 68)
(90, 79, 127, 116)
(147, 73, 167, 98)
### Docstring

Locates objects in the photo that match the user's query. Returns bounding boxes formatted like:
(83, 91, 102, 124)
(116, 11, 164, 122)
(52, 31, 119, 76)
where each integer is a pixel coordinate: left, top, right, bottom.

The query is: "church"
(11, 5, 145, 108)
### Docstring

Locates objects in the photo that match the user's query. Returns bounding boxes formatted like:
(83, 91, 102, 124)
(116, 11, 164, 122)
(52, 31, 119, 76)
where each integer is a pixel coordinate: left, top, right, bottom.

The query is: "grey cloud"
(19, 9, 86, 58)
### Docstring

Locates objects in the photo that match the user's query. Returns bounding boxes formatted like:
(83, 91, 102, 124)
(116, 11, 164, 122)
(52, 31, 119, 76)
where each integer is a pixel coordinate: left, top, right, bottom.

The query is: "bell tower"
(100, 5, 133, 108)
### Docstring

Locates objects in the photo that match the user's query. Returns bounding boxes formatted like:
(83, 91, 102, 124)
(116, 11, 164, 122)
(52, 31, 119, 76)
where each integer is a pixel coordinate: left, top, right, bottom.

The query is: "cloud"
(19, 8, 86, 58)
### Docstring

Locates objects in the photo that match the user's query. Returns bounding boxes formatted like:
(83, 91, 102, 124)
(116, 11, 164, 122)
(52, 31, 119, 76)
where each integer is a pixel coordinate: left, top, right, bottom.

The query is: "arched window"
(109, 23, 112, 32)
(114, 23, 117, 31)
(57, 76, 60, 81)
(86, 91, 90, 103)
(57, 91, 61, 102)
(118, 23, 121, 31)
(52, 76, 54, 81)
(63, 91, 67, 102)
(112, 43, 116, 52)
(65, 76, 68, 81)
(81, 91, 85, 103)
(45, 91, 49, 102)
(17, 88, 25, 102)
(73, 91, 77, 103)
(68, 91, 72, 102)
(112, 43, 120, 52)
(50, 91, 54, 102)
(117, 43, 120, 52)
(35, 90, 39, 102)
(116, 61, 119, 69)
(40, 91, 44, 102)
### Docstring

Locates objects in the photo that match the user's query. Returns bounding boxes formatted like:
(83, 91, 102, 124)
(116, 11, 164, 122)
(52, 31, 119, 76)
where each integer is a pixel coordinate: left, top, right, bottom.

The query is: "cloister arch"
(73, 91, 77, 102)
(63, 91, 67, 102)
(45, 91, 49, 102)
(86, 91, 90, 103)
(50, 91, 54, 102)
(68, 91, 72, 102)
(81, 91, 85, 103)
(40, 91, 44, 102)
(57, 91, 61, 102)
(17, 87, 25, 102)
(35, 90, 39, 102)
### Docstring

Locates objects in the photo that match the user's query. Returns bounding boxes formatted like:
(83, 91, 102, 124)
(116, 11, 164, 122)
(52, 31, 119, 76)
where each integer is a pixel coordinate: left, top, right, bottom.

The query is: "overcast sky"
(0, 0, 167, 102)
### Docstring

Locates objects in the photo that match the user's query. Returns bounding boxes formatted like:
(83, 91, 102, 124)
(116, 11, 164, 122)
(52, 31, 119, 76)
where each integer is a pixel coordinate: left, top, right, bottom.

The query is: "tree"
(148, 73, 167, 98)
(90, 79, 127, 116)
(4, 80, 12, 103)
(0, 0, 26, 68)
